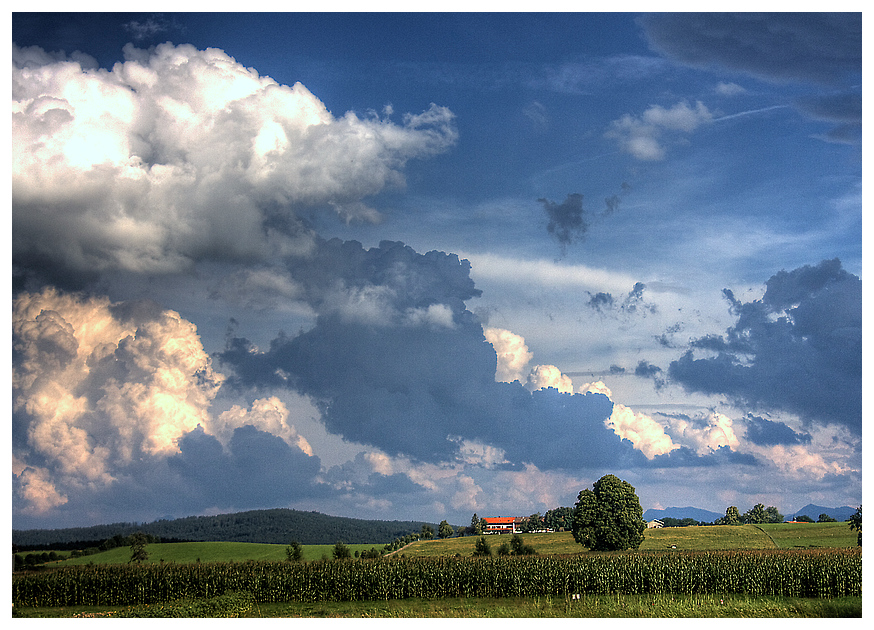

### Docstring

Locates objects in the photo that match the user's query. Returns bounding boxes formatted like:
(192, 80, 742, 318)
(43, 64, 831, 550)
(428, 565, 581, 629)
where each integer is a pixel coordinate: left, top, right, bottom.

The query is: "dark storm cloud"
(639, 13, 861, 85)
(221, 308, 626, 470)
(669, 259, 861, 435)
(219, 236, 761, 472)
(167, 425, 323, 508)
(649, 445, 759, 468)
(744, 414, 812, 446)
(219, 237, 642, 470)
(13, 424, 326, 529)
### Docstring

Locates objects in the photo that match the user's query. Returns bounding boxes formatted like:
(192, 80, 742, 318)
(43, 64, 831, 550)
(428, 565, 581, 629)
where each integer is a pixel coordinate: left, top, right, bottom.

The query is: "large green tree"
(571, 474, 646, 551)
(522, 513, 542, 533)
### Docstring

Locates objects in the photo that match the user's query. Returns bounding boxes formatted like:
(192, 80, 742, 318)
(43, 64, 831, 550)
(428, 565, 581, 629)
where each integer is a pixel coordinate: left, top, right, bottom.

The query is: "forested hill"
(12, 508, 444, 548)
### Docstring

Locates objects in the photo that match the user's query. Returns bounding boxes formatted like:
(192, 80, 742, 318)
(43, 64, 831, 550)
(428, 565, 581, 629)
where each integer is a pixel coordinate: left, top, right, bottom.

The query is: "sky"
(10, 11, 863, 531)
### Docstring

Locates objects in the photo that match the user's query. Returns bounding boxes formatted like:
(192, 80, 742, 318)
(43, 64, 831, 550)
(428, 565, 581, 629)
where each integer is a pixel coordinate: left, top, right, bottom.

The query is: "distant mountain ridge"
(643, 504, 858, 523)
(12, 508, 447, 548)
(790, 504, 857, 522)
(642, 507, 723, 523)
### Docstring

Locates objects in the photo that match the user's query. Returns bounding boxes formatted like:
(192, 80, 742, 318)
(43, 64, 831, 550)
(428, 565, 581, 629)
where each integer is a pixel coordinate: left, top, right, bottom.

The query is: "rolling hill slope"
(13, 508, 446, 548)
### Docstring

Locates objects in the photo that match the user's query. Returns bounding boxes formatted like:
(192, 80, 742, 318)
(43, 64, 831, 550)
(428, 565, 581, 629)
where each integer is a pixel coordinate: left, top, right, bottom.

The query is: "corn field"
(12, 548, 861, 607)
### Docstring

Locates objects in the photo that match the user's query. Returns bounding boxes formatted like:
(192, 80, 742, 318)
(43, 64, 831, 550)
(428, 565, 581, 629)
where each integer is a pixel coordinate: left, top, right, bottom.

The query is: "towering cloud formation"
(11, 288, 318, 517)
(12, 43, 457, 287)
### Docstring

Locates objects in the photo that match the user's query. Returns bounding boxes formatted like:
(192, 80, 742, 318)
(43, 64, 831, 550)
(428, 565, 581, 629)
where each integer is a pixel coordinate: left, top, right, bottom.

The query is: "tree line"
(13, 508, 446, 548)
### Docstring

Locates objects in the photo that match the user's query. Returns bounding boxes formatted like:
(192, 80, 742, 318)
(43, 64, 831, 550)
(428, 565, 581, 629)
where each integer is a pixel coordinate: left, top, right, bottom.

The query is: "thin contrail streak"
(713, 105, 790, 122)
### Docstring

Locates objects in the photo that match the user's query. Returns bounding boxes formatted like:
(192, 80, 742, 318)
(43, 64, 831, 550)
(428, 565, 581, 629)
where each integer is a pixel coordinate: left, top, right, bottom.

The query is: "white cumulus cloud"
(525, 364, 575, 394)
(606, 100, 713, 160)
(665, 411, 740, 456)
(12, 42, 457, 279)
(579, 380, 679, 459)
(11, 287, 316, 515)
(484, 327, 533, 383)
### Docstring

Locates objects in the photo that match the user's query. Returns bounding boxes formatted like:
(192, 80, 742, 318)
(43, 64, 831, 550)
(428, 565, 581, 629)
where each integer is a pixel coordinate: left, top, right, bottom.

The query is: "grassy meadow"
(47, 541, 388, 566)
(393, 523, 851, 558)
(754, 522, 859, 548)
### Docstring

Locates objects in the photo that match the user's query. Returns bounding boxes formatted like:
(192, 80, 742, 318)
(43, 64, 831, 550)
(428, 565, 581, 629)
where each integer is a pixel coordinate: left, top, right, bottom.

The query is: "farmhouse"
(482, 516, 521, 534)
(647, 519, 664, 529)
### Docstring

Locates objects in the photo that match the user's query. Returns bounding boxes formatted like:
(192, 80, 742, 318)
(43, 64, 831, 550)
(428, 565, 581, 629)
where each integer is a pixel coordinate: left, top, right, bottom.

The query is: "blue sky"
(11, 12, 862, 530)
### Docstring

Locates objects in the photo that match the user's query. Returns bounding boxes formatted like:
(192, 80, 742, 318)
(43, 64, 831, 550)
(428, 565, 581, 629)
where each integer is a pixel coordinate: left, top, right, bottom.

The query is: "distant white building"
(647, 519, 664, 529)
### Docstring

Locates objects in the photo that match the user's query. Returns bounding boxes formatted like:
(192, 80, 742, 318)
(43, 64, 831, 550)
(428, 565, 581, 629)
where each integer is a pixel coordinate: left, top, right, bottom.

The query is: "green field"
(42, 541, 389, 566)
(394, 523, 856, 558)
(21, 522, 857, 568)
(754, 522, 858, 548)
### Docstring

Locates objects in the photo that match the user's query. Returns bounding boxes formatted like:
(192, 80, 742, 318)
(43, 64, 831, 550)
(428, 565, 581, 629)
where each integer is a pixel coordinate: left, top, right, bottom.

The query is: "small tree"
(795, 514, 814, 523)
(286, 540, 303, 562)
(470, 513, 483, 536)
(849, 505, 861, 546)
(509, 534, 536, 555)
(572, 474, 645, 551)
(717, 506, 742, 525)
(472, 536, 492, 557)
(421, 524, 434, 540)
(128, 531, 149, 564)
(332, 541, 351, 560)
(438, 520, 455, 539)
(818, 513, 837, 523)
